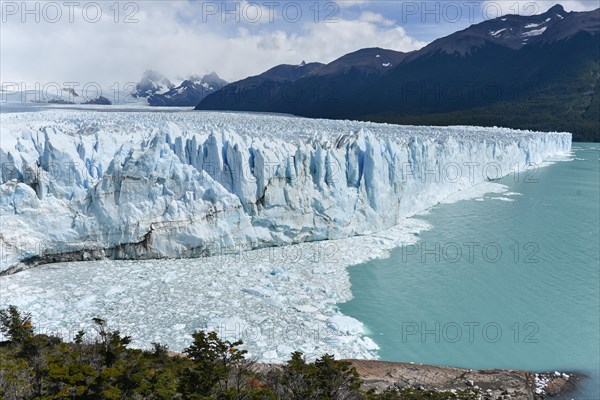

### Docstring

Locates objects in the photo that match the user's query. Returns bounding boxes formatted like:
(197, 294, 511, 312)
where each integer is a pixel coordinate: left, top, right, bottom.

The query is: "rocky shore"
(173, 351, 581, 399)
(346, 360, 579, 400)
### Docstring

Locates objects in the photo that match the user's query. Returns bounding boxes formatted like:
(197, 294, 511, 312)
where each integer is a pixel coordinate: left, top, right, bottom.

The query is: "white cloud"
(0, 1, 426, 87)
(238, 1, 280, 24)
(335, 0, 371, 9)
(359, 11, 395, 26)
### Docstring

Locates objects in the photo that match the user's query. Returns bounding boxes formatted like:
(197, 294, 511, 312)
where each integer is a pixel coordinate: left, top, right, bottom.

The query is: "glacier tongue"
(0, 110, 571, 274)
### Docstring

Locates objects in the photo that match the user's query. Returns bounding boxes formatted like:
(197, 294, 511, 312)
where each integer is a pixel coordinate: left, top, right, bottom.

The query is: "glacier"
(0, 110, 571, 274)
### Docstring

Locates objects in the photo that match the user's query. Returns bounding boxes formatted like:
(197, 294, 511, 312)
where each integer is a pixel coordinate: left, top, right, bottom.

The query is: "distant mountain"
(195, 62, 323, 112)
(62, 87, 79, 98)
(132, 71, 228, 106)
(133, 70, 174, 98)
(83, 96, 112, 105)
(310, 48, 408, 76)
(2, 87, 126, 105)
(251, 61, 325, 82)
(148, 72, 228, 106)
(197, 5, 600, 141)
(411, 4, 571, 57)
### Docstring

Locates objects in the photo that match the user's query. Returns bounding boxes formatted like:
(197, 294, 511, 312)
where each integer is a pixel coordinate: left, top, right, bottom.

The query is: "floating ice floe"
(0, 219, 431, 361)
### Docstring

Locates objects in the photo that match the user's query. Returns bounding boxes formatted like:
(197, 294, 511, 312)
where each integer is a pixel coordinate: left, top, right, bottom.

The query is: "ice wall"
(0, 110, 571, 274)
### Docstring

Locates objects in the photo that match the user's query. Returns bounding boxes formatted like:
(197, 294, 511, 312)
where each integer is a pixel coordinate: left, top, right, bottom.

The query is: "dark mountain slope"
(197, 62, 324, 113)
(196, 6, 600, 141)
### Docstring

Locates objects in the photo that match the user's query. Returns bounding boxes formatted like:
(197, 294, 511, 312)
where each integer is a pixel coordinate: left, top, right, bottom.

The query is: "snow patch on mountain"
(523, 26, 548, 37)
(489, 28, 507, 37)
(524, 23, 541, 29)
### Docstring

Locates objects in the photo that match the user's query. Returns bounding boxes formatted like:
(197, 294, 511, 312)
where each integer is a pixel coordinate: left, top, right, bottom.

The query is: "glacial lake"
(340, 143, 600, 399)
(0, 112, 596, 398)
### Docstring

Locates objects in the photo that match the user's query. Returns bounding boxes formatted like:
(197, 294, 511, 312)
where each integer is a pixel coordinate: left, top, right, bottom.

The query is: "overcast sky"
(1, 0, 598, 87)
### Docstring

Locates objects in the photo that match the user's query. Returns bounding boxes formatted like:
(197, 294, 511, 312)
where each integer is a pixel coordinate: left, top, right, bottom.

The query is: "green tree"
(91, 317, 131, 367)
(179, 331, 247, 398)
(275, 352, 362, 400)
(313, 354, 361, 400)
(0, 349, 34, 400)
(0, 305, 33, 343)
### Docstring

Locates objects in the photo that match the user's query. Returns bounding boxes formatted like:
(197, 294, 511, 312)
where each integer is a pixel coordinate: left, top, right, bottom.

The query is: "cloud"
(359, 11, 395, 26)
(0, 1, 426, 86)
(335, 0, 371, 9)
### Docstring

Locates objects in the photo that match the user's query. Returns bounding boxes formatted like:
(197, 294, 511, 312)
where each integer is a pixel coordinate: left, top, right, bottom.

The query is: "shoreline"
(168, 351, 582, 399)
(343, 360, 580, 400)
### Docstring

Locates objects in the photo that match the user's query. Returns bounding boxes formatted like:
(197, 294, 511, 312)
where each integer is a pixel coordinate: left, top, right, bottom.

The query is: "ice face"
(0, 110, 572, 274)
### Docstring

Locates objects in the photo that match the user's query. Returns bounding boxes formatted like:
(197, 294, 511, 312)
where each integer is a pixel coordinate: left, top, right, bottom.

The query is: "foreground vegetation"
(0, 306, 477, 399)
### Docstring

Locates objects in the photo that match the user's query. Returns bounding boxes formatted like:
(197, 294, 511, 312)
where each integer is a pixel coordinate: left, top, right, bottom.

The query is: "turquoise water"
(340, 143, 600, 399)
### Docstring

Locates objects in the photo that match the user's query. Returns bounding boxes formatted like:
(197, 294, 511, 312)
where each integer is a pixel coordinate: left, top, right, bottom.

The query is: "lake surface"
(340, 143, 600, 399)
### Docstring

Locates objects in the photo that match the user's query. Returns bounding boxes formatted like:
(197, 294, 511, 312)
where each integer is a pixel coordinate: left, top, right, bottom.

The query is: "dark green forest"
(0, 306, 478, 400)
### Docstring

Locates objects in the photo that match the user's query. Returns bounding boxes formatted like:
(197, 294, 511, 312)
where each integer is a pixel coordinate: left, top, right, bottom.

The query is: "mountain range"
(195, 5, 600, 141)
(134, 70, 228, 106)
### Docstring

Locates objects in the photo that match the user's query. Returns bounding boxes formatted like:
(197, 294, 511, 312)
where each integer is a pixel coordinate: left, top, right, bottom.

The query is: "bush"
(271, 352, 362, 399)
(0, 306, 480, 400)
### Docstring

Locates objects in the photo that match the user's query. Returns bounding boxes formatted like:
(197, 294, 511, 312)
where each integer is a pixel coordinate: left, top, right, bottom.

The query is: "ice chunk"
(327, 315, 364, 335)
(294, 305, 318, 313)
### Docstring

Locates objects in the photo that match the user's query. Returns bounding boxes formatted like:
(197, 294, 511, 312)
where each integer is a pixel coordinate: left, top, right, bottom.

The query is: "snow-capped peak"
(133, 70, 174, 98)
(146, 73, 229, 106)
(483, 6, 568, 45)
